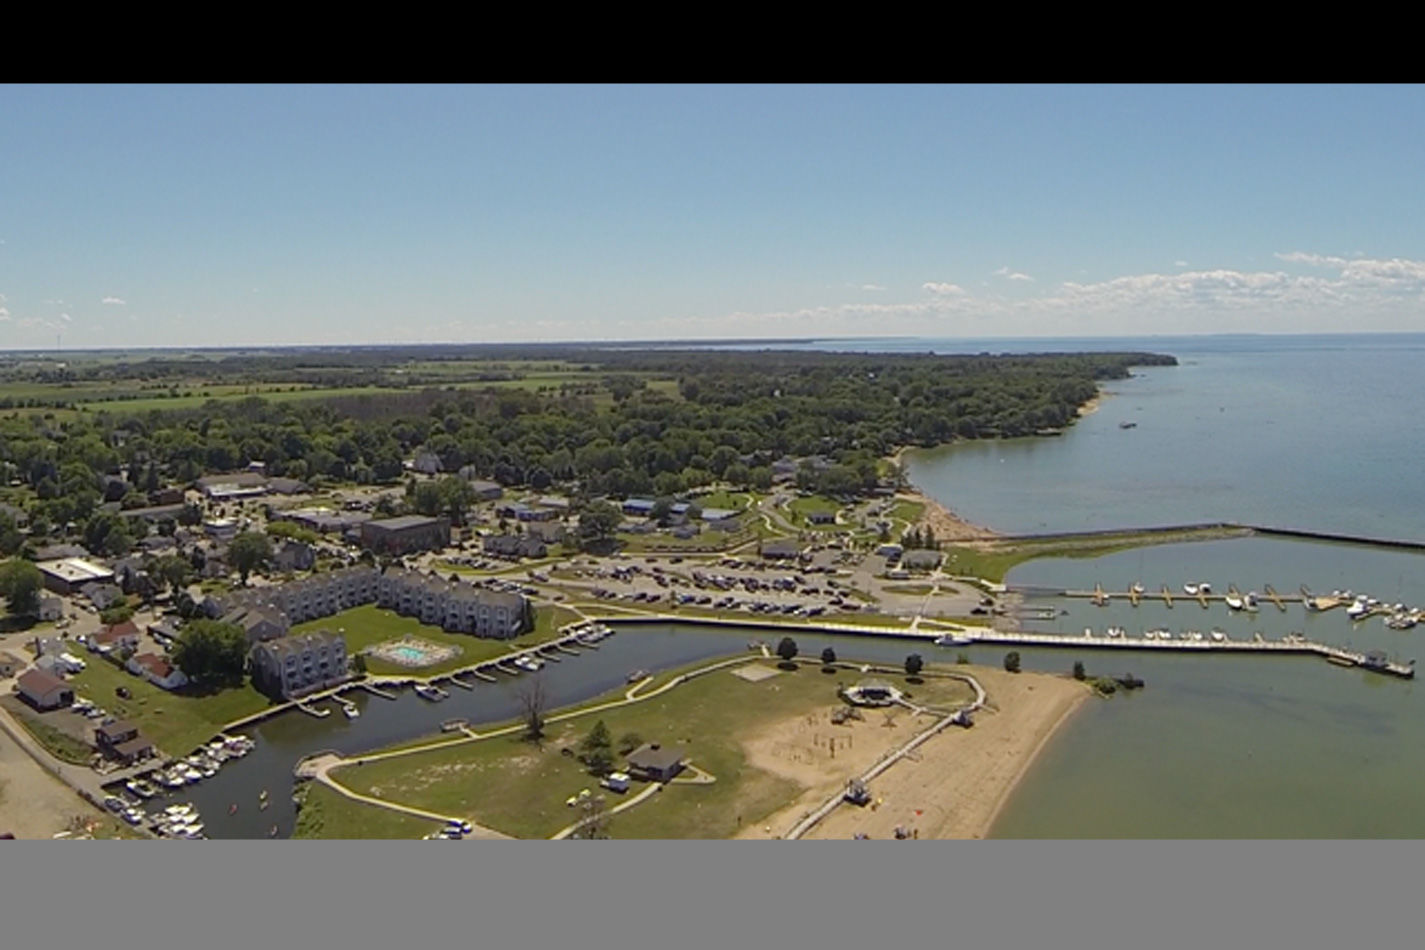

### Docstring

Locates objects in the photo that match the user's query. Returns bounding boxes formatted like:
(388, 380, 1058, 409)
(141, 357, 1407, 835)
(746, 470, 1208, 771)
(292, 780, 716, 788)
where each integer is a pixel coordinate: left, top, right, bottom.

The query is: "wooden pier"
(1064, 587, 1306, 607)
(1160, 585, 1173, 607)
(445, 675, 474, 690)
(362, 683, 399, 700)
(1263, 584, 1287, 611)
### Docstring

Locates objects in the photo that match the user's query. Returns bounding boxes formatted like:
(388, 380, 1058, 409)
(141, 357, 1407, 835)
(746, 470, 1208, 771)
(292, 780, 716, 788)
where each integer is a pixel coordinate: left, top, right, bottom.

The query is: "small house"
(625, 742, 686, 782)
(126, 652, 189, 691)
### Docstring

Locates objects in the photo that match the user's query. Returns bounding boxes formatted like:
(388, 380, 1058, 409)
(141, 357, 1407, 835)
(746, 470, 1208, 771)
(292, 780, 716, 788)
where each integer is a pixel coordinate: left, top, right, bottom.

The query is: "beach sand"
(0, 726, 93, 839)
(807, 669, 1089, 839)
(731, 668, 1090, 840)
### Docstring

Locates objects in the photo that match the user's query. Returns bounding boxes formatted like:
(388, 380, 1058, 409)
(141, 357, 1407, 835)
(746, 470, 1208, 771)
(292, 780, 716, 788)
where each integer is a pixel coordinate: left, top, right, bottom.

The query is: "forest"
(0, 347, 1176, 537)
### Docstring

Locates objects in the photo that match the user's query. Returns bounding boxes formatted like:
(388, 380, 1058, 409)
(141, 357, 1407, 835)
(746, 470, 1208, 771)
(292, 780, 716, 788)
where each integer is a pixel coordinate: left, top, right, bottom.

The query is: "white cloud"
(993, 266, 1035, 282)
(1174, 260, 1189, 267)
(102, 296, 126, 306)
(860, 284, 886, 292)
(693, 250, 1425, 339)
(58, 312, 72, 322)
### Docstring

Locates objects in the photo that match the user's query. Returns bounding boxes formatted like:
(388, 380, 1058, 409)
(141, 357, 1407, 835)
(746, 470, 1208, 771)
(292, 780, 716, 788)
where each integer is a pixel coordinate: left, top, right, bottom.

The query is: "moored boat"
(934, 632, 972, 647)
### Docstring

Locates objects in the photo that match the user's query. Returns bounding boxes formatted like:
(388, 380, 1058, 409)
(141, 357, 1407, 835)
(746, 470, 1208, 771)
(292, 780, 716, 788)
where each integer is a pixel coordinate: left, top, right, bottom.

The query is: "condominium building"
(204, 564, 528, 641)
(250, 630, 349, 701)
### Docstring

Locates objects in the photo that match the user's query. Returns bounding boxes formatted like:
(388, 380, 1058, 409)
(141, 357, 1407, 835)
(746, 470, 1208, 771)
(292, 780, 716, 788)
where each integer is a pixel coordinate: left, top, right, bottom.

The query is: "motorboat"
(513, 655, 544, 672)
(1209, 629, 1227, 642)
(1183, 584, 1199, 596)
(627, 669, 650, 683)
(1225, 594, 1243, 611)
(414, 684, 448, 702)
(1346, 599, 1370, 621)
(126, 779, 156, 799)
(343, 703, 360, 719)
(934, 633, 973, 647)
(1131, 582, 1145, 595)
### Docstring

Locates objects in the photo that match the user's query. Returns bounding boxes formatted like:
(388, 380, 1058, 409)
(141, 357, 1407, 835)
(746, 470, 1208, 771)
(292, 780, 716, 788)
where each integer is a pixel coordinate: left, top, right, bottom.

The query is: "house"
(118, 503, 188, 524)
(33, 543, 89, 562)
(16, 669, 74, 710)
(81, 583, 125, 611)
(671, 524, 700, 540)
(93, 620, 142, 654)
(126, 653, 188, 690)
(32, 636, 69, 658)
(361, 515, 451, 556)
(249, 630, 349, 701)
(95, 720, 154, 764)
(265, 477, 310, 496)
(463, 478, 504, 501)
(699, 508, 739, 525)
(901, 550, 943, 572)
(625, 742, 686, 782)
(273, 540, 316, 573)
(536, 495, 570, 513)
(149, 487, 185, 506)
(0, 502, 30, 527)
(807, 510, 837, 525)
(876, 543, 904, 559)
(411, 452, 443, 475)
(37, 595, 63, 622)
(35, 558, 116, 596)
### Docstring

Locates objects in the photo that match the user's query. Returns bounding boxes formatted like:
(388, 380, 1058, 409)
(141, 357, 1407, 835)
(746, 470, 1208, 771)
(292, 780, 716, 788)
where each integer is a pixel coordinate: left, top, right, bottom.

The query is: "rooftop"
(35, 558, 114, 583)
(366, 515, 444, 531)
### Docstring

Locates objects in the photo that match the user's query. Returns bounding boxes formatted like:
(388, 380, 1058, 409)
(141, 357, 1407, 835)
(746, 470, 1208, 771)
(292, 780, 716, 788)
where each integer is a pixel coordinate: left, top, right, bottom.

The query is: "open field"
(290, 603, 580, 678)
(67, 660, 273, 757)
(321, 655, 991, 840)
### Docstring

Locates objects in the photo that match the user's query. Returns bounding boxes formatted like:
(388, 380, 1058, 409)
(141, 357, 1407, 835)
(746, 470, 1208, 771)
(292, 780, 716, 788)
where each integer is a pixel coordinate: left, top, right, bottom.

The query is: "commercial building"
(35, 558, 116, 596)
(249, 630, 349, 701)
(360, 515, 451, 556)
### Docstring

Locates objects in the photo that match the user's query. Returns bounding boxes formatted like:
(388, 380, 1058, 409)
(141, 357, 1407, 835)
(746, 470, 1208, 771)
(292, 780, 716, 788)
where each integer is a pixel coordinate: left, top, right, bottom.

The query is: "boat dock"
(295, 701, 332, 718)
(361, 683, 399, 700)
(1059, 588, 1307, 607)
(963, 628, 1415, 679)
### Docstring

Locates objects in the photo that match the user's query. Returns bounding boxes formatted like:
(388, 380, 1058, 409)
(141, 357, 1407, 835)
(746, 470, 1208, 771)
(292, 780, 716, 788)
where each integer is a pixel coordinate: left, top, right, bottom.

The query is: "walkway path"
(549, 781, 664, 840)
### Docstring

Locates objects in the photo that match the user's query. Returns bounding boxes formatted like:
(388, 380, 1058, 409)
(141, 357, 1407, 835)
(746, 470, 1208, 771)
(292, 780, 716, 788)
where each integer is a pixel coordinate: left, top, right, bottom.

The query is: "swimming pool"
(368, 638, 460, 667)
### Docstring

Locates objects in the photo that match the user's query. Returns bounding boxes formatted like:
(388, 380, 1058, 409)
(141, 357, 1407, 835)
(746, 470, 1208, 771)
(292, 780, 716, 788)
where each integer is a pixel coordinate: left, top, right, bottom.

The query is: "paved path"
(549, 781, 664, 840)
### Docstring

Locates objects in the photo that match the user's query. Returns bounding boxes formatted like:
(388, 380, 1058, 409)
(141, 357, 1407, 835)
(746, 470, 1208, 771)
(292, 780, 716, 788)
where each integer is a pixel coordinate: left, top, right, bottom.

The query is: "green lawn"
(290, 603, 581, 678)
(888, 499, 926, 525)
(692, 490, 751, 512)
(327, 655, 978, 839)
(67, 659, 273, 758)
(291, 781, 440, 840)
(786, 495, 842, 529)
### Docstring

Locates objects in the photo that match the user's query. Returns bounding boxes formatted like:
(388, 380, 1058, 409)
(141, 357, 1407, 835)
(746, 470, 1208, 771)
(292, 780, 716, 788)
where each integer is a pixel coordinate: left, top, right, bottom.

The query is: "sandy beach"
(732, 667, 1090, 840)
(0, 725, 94, 839)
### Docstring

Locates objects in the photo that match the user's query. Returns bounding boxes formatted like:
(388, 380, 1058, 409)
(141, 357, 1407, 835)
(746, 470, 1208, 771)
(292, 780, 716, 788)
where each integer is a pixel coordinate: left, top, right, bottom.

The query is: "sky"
(3, 83, 1424, 349)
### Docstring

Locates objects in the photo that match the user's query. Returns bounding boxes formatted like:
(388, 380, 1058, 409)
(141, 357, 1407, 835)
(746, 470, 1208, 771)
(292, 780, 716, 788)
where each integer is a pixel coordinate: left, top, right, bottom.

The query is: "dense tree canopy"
(171, 619, 248, 684)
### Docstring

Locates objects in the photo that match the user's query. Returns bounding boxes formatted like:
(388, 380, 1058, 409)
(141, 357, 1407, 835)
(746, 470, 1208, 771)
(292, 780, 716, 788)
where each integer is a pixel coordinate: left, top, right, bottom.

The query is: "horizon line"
(2, 329, 1422, 356)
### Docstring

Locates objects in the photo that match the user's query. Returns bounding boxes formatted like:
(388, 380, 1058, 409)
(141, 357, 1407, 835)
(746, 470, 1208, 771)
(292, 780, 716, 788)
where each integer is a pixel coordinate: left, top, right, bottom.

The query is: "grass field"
(291, 781, 439, 840)
(325, 655, 977, 839)
(290, 603, 581, 678)
(786, 495, 842, 529)
(940, 525, 1249, 582)
(66, 660, 273, 757)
